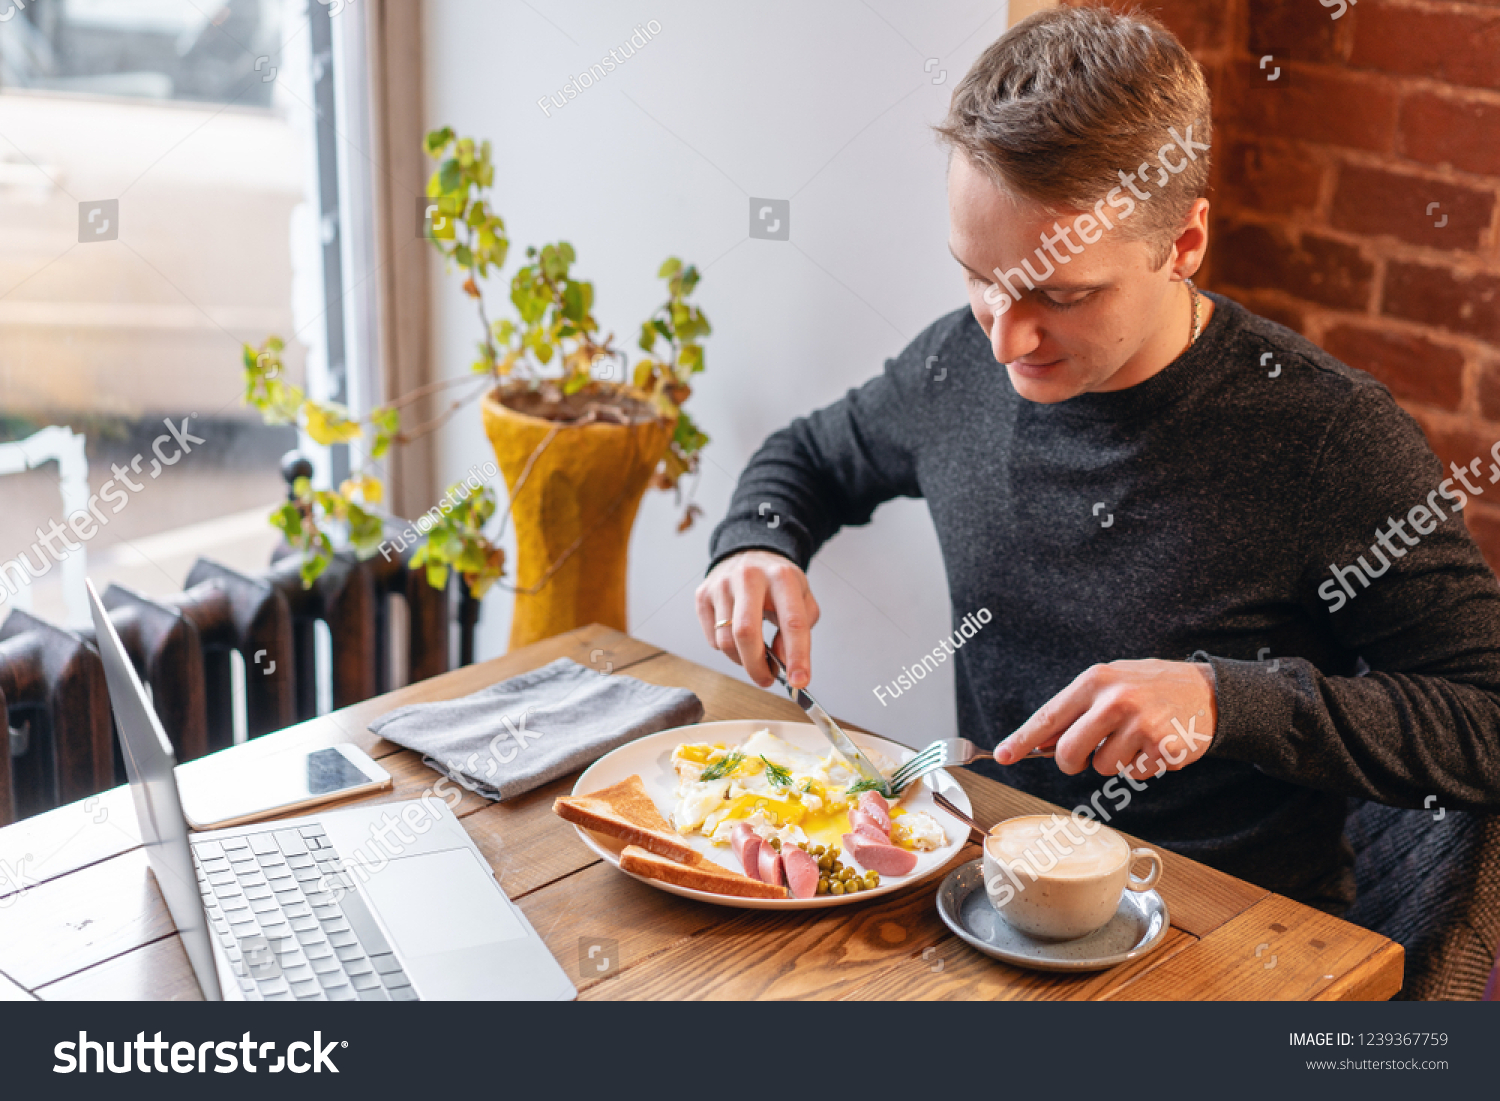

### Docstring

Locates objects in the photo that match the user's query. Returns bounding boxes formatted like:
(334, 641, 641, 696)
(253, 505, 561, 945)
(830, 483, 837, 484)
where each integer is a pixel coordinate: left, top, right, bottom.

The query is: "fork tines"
(887, 743, 948, 793)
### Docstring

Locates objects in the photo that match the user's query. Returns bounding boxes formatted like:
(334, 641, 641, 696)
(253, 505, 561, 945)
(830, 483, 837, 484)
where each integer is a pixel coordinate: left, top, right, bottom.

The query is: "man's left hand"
(994, 659, 1218, 779)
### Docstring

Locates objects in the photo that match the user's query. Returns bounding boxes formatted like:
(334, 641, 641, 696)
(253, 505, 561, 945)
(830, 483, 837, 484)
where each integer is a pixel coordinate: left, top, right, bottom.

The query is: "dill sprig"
(847, 777, 890, 797)
(698, 749, 745, 782)
(761, 756, 793, 788)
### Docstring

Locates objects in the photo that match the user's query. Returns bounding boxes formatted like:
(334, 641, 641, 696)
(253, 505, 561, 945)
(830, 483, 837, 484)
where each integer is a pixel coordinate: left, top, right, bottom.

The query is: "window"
(0, 0, 356, 628)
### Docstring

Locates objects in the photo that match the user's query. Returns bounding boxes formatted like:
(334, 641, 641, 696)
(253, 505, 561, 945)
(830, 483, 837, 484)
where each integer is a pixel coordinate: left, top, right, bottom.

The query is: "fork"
(886, 736, 1056, 794)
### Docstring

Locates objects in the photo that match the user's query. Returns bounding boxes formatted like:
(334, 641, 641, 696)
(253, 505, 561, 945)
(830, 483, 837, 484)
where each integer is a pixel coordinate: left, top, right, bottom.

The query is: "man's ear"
(1170, 197, 1211, 279)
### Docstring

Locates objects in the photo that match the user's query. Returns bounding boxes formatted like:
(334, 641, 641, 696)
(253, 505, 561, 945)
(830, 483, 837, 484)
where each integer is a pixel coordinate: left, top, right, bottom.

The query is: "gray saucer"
(936, 859, 1170, 972)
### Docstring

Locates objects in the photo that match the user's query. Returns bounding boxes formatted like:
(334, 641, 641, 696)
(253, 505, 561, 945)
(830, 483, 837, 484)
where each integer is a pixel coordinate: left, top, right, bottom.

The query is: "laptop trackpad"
(359, 848, 527, 958)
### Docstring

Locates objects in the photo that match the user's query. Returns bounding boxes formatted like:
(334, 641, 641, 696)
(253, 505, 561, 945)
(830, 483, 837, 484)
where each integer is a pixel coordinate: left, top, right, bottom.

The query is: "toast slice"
(619, 844, 789, 900)
(553, 775, 702, 865)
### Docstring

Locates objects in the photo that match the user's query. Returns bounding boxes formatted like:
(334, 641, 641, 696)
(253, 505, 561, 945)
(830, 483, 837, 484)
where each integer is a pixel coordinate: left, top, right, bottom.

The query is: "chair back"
(1345, 799, 1500, 1000)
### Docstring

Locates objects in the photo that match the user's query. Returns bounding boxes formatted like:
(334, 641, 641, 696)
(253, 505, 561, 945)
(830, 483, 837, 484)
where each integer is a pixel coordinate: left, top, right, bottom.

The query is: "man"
(695, 6, 1500, 912)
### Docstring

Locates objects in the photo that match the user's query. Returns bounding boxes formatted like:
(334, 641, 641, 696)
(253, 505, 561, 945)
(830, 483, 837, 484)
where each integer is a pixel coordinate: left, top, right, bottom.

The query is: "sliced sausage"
(781, 845, 820, 900)
(856, 790, 891, 818)
(852, 822, 891, 846)
(849, 807, 892, 841)
(741, 835, 764, 881)
(843, 832, 919, 877)
(758, 844, 785, 888)
(853, 796, 891, 834)
(732, 822, 763, 881)
(731, 821, 756, 864)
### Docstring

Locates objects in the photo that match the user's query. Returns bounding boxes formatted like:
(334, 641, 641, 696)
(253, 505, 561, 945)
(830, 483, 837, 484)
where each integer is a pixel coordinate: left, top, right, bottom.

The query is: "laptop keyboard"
(192, 824, 419, 1001)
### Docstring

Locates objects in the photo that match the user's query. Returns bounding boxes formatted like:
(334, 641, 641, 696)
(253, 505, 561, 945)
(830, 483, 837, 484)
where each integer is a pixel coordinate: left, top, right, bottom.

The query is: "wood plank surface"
(37, 936, 203, 1002)
(1102, 894, 1405, 1001)
(0, 848, 174, 991)
(585, 846, 977, 1001)
(517, 861, 731, 994)
(0, 786, 142, 901)
(844, 927, 1197, 1001)
(0, 969, 34, 1001)
(465, 775, 603, 899)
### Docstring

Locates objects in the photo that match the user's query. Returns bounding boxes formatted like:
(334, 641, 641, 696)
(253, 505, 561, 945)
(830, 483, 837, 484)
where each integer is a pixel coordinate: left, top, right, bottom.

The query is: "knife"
(763, 646, 893, 799)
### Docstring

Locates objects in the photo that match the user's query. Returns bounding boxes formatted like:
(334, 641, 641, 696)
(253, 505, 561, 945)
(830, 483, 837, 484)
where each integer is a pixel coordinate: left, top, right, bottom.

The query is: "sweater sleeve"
(1205, 382, 1500, 811)
(706, 318, 946, 571)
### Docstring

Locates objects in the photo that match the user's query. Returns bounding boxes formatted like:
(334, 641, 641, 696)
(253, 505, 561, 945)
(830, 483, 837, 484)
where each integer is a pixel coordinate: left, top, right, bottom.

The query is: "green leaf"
(698, 750, 745, 782)
(672, 410, 709, 453)
(638, 321, 657, 352)
(438, 159, 461, 192)
(425, 127, 454, 155)
(300, 547, 330, 589)
(425, 561, 449, 590)
(658, 257, 682, 279)
(762, 756, 793, 789)
(270, 502, 303, 540)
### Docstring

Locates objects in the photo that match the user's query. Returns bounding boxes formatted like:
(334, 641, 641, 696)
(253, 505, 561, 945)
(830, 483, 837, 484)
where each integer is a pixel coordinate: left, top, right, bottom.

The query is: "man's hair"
(933, 5, 1211, 269)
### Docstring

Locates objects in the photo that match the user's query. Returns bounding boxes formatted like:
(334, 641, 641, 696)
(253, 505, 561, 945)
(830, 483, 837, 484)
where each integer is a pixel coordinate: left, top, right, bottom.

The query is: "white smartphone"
(177, 743, 393, 830)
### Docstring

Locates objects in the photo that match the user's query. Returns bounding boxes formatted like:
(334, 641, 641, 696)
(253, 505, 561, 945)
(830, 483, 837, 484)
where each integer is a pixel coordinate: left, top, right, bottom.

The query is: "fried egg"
(890, 809, 946, 852)
(671, 728, 869, 848)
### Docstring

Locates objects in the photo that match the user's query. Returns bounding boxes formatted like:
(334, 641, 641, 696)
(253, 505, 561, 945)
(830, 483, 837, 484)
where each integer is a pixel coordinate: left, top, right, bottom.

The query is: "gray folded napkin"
(367, 656, 704, 801)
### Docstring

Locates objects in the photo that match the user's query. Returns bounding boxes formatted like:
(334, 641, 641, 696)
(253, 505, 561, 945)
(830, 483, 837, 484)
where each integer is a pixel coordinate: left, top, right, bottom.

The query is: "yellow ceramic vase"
(480, 385, 674, 650)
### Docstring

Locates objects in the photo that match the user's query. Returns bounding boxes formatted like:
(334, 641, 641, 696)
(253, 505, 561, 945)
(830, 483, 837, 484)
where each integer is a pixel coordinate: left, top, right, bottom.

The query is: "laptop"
(87, 579, 575, 1002)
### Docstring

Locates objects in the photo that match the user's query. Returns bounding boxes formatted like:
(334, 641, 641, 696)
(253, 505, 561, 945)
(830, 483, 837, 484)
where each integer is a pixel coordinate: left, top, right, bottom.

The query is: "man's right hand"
(695, 550, 820, 689)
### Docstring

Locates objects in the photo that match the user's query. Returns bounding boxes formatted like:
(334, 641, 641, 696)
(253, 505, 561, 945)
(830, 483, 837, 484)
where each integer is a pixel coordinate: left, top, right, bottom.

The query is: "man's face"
(947, 152, 1190, 403)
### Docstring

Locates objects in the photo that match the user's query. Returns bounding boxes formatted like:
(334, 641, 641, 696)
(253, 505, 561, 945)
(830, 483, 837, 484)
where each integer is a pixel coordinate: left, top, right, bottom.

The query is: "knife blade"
(763, 647, 893, 798)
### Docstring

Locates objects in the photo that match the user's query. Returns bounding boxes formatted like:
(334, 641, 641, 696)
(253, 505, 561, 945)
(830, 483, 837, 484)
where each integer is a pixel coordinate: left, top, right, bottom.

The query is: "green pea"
(829, 881, 845, 896)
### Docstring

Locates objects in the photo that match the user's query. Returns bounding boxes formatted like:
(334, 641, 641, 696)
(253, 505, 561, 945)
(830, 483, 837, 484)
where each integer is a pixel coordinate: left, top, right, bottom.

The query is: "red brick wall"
(1061, 0, 1500, 571)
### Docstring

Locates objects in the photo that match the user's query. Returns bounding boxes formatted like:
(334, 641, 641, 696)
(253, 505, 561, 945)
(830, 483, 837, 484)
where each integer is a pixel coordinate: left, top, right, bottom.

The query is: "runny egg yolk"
(718, 792, 852, 847)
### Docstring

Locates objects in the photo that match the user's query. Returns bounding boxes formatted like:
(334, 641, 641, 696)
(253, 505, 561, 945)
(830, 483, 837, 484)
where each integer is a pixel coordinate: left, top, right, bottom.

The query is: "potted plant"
(242, 128, 712, 649)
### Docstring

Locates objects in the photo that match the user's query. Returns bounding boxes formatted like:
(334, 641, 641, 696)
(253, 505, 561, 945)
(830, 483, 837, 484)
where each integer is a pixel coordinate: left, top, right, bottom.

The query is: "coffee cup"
(982, 813, 1163, 940)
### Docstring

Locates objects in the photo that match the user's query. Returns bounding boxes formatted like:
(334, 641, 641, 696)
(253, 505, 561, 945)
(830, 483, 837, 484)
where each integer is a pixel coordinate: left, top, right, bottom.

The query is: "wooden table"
(0, 625, 1404, 1001)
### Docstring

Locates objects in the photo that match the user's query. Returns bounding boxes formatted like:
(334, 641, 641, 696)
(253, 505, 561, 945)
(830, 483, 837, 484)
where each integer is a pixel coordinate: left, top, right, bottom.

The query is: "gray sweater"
(708, 291, 1500, 912)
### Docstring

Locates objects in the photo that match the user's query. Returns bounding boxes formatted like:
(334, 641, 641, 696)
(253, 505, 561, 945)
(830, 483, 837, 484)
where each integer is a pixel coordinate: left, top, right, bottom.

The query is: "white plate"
(568, 719, 973, 909)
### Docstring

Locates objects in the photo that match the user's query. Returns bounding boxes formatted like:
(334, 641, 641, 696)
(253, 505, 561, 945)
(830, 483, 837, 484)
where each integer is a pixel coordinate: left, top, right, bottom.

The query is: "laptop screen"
(86, 579, 223, 1000)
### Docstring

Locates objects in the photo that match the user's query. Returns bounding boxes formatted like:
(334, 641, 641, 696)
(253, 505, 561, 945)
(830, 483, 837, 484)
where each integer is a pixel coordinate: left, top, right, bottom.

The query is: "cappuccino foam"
(988, 815, 1127, 878)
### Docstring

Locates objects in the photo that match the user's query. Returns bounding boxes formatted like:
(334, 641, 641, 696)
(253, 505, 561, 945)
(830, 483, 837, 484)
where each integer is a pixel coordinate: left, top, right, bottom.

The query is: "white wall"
(424, 0, 1013, 748)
